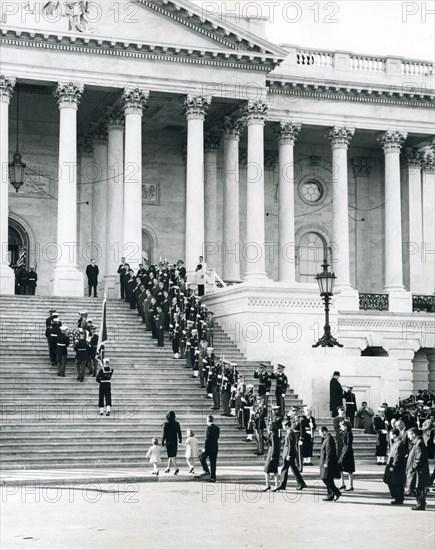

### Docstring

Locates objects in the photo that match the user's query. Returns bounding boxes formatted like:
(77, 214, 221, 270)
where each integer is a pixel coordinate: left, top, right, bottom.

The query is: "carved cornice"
(105, 105, 124, 129)
(204, 132, 221, 152)
(0, 29, 277, 72)
(54, 82, 84, 106)
(222, 116, 245, 140)
(338, 317, 435, 330)
(268, 82, 434, 108)
(182, 94, 211, 120)
(123, 87, 149, 114)
(247, 297, 323, 308)
(275, 122, 301, 145)
(377, 130, 407, 152)
(326, 126, 355, 148)
(88, 121, 108, 144)
(418, 146, 435, 172)
(0, 75, 15, 104)
(352, 157, 373, 177)
(242, 99, 269, 122)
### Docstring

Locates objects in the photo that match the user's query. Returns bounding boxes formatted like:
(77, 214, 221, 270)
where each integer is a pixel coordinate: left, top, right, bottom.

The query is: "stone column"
(419, 146, 435, 294)
(427, 349, 435, 394)
(275, 122, 301, 284)
(222, 117, 245, 282)
(183, 94, 211, 280)
(204, 132, 221, 272)
(77, 135, 93, 276)
(105, 105, 124, 298)
(388, 348, 416, 399)
(122, 87, 149, 271)
(377, 130, 411, 312)
(89, 121, 108, 293)
(0, 75, 15, 294)
(326, 127, 354, 284)
(50, 82, 84, 297)
(242, 99, 268, 282)
(404, 148, 424, 292)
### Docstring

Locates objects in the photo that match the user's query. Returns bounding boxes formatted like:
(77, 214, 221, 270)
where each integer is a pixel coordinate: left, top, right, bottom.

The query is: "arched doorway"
(142, 225, 157, 266)
(296, 231, 328, 283)
(361, 347, 389, 357)
(8, 218, 30, 269)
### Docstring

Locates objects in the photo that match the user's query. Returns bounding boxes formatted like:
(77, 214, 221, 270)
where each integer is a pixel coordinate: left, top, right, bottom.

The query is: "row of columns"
(0, 76, 433, 303)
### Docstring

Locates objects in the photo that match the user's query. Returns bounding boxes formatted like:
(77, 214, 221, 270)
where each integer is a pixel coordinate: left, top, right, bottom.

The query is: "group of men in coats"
(13, 265, 38, 295)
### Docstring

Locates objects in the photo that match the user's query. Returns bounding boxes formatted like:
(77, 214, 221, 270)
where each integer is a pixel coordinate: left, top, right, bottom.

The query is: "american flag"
(15, 249, 26, 268)
(97, 295, 108, 355)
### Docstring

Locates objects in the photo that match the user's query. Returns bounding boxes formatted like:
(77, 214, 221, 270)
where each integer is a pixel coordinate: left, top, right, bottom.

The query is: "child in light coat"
(185, 429, 199, 474)
(146, 437, 161, 475)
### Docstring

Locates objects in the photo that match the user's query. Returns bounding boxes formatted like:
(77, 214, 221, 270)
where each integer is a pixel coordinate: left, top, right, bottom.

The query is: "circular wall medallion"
(299, 180, 324, 205)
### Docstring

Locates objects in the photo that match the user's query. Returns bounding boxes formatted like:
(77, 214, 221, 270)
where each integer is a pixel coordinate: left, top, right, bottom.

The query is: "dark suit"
(279, 429, 306, 489)
(200, 423, 220, 481)
(320, 433, 341, 498)
(383, 439, 406, 503)
(406, 437, 430, 509)
(86, 264, 99, 297)
(330, 377, 343, 417)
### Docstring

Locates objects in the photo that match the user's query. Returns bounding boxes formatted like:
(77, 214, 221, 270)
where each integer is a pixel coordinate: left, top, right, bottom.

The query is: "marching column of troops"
(44, 308, 113, 415)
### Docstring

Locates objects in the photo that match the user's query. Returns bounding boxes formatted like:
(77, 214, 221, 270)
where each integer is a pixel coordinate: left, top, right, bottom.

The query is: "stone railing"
(283, 45, 434, 83)
(412, 295, 435, 313)
(359, 293, 389, 311)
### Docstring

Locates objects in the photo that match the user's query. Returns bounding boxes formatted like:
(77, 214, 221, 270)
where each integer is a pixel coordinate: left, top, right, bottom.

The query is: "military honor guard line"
(42, 254, 435, 509)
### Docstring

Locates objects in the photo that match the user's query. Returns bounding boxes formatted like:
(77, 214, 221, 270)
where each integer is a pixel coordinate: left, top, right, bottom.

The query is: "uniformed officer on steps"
(74, 329, 89, 382)
(56, 325, 70, 377)
(271, 364, 288, 417)
(96, 358, 114, 416)
(254, 364, 272, 408)
(26, 266, 38, 295)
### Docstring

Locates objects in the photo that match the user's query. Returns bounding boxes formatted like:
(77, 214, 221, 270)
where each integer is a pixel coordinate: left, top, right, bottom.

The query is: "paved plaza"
(1, 480, 433, 550)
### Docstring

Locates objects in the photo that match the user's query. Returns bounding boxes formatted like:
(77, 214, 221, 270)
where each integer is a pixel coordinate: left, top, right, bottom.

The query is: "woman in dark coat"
(300, 408, 317, 466)
(162, 411, 182, 474)
(383, 428, 407, 504)
(263, 423, 281, 491)
(338, 420, 355, 491)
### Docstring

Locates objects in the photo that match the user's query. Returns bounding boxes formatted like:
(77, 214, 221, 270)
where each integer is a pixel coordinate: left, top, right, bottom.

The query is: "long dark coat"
(383, 439, 406, 485)
(86, 264, 99, 285)
(319, 433, 341, 480)
(339, 430, 355, 473)
(406, 437, 431, 489)
(329, 377, 343, 412)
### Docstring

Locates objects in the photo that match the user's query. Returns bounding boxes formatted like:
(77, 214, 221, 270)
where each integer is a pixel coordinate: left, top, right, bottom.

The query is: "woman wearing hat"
(338, 420, 355, 491)
(263, 422, 281, 491)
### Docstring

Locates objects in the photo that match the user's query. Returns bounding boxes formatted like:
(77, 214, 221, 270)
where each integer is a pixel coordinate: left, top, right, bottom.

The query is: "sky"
(193, 0, 435, 60)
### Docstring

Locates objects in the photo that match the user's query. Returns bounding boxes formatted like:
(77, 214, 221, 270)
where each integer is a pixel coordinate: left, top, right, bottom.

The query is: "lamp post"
(8, 83, 26, 192)
(312, 260, 343, 348)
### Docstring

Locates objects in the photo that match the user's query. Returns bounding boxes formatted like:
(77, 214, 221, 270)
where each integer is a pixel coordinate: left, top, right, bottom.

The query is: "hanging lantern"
(9, 151, 26, 192)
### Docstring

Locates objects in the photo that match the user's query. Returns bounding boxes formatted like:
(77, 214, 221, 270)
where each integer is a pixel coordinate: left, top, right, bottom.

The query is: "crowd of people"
(13, 264, 38, 295)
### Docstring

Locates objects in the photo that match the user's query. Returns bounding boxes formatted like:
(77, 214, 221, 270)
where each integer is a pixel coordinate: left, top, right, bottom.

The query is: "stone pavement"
(1, 480, 433, 550)
(0, 464, 387, 486)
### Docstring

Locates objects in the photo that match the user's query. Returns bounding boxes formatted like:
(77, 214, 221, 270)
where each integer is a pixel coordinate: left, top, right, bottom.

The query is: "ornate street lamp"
(9, 84, 26, 192)
(312, 260, 343, 348)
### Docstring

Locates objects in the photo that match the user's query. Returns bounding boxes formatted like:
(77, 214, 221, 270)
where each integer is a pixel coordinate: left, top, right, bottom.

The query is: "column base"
(333, 287, 359, 311)
(104, 275, 118, 299)
(243, 272, 268, 283)
(0, 263, 15, 295)
(50, 266, 85, 297)
(385, 289, 412, 313)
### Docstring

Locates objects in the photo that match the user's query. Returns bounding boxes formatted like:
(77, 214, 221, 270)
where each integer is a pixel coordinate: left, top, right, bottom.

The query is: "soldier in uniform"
(344, 386, 357, 427)
(26, 266, 38, 295)
(117, 257, 128, 299)
(88, 326, 99, 376)
(271, 364, 288, 417)
(155, 305, 165, 348)
(74, 329, 90, 382)
(253, 398, 267, 455)
(46, 317, 61, 366)
(242, 385, 255, 442)
(45, 309, 57, 359)
(254, 364, 272, 408)
(205, 311, 215, 347)
(203, 347, 215, 399)
(56, 325, 70, 377)
(221, 364, 234, 416)
(209, 361, 222, 411)
(197, 339, 208, 387)
(96, 358, 114, 416)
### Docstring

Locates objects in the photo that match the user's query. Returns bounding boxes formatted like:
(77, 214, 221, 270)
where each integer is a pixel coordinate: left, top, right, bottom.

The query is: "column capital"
(0, 75, 16, 104)
(222, 116, 245, 140)
(418, 145, 435, 172)
(77, 135, 93, 156)
(275, 121, 301, 145)
(352, 157, 373, 177)
(242, 99, 269, 123)
(265, 151, 278, 170)
(403, 147, 421, 168)
(105, 105, 125, 129)
(182, 94, 212, 120)
(377, 130, 407, 152)
(204, 131, 221, 152)
(54, 82, 84, 107)
(88, 121, 108, 144)
(123, 86, 149, 115)
(326, 126, 355, 148)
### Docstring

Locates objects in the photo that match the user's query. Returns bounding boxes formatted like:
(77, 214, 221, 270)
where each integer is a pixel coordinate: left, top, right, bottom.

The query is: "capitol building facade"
(1, 0, 434, 409)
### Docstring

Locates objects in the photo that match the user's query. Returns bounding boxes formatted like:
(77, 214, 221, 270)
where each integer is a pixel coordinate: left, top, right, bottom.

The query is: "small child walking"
(146, 437, 161, 475)
(185, 429, 199, 474)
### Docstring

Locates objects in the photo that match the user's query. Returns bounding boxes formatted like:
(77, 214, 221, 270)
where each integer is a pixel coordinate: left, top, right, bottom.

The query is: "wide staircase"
(0, 295, 376, 470)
